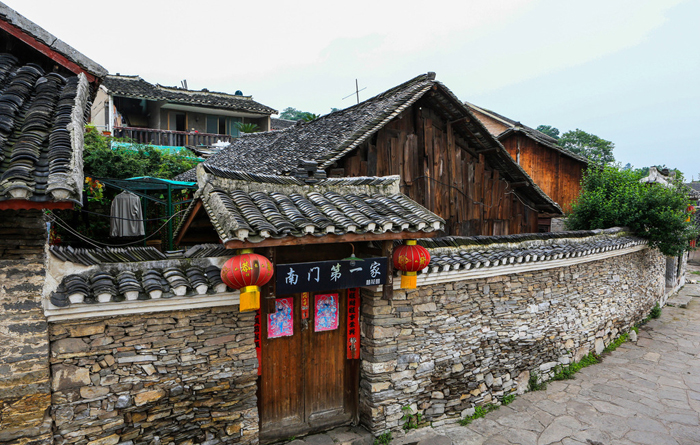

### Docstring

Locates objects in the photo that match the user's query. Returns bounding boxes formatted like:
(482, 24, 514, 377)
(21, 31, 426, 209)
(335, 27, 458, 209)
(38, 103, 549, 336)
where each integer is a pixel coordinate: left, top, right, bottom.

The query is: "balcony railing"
(113, 127, 233, 147)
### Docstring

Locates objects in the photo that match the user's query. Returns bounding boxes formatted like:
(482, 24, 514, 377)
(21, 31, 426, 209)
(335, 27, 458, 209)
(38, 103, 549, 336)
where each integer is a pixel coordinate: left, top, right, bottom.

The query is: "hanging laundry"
(110, 191, 145, 237)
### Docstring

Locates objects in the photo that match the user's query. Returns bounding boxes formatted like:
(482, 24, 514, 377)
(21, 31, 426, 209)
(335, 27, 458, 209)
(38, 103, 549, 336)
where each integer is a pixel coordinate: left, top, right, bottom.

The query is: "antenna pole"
(356, 79, 360, 104)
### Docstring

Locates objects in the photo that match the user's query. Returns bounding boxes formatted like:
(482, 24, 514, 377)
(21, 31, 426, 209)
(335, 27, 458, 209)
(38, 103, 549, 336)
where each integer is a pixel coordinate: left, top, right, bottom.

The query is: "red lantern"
(393, 240, 430, 289)
(221, 249, 274, 312)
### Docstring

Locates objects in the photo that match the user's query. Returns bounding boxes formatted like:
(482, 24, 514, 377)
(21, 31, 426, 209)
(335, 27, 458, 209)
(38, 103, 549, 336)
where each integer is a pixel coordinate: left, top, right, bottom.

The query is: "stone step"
(667, 294, 694, 308)
(288, 426, 374, 445)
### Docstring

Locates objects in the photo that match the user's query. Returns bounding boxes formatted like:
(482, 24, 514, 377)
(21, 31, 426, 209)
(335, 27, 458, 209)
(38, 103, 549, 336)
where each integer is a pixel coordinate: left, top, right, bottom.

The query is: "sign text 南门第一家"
(275, 257, 387, 294)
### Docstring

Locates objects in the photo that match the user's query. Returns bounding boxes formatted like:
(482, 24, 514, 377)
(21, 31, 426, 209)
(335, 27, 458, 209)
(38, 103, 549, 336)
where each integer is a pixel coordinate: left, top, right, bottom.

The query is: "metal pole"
(356, 79, 360, 104)
(167, 184, 173, 251)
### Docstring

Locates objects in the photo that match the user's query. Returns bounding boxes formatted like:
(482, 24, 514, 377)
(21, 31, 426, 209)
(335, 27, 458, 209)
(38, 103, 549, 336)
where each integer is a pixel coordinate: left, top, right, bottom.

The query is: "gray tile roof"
(271, 118, 296, 130)
(176, 73, 560, 214)
(103, 75, 277, 116)
(0, 2, 108, 79)
(50, 245, 169, 265)
(176, 164, 446, 244)
(50, 263, 227, 307)
(465, 102, 589, 165)
(0, 56, 90, 203)
(417, 227, 645, 273)
(684, 182, 700, 200)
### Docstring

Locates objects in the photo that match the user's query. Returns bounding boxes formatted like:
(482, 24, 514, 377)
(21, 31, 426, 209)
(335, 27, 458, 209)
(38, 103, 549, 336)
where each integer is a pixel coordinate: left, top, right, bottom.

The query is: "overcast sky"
(12, 0, 700, 179)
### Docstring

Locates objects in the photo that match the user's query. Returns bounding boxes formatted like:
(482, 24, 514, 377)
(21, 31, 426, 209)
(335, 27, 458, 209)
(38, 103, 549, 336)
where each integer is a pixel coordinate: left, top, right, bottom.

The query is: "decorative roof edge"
(47, 72, 88, 202)
(0, 2, 107, 78)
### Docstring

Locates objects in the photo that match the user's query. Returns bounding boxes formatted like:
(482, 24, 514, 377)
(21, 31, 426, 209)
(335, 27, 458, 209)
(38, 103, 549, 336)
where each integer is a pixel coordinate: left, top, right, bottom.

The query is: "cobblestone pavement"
(398, 281, 700, 445)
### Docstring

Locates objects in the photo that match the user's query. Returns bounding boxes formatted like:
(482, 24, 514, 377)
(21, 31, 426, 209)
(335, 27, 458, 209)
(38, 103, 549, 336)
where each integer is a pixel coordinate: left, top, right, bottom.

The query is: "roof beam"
(0, 20, 97, 82)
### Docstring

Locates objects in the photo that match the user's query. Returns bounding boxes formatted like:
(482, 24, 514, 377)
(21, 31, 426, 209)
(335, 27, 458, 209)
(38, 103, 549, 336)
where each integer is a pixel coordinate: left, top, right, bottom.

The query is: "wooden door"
(258, 290, 358, 442)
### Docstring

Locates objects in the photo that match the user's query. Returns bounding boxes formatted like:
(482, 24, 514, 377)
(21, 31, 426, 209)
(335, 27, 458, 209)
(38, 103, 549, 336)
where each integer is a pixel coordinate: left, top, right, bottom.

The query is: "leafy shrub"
(501, 394, 516, 405)
(567, 166, 697, 256)
(459, 403, 499, 426)
(650, 303, 662, 319)
(528, 371, 547, 391)
(374, 432, 392, 445)
(552, 353, 600, 381)
(83, 126, 200, 180)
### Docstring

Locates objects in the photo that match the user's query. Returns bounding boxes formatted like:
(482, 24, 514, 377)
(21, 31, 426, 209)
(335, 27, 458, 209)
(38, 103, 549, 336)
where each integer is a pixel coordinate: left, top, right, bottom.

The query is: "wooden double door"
(258, 289, 359, 442)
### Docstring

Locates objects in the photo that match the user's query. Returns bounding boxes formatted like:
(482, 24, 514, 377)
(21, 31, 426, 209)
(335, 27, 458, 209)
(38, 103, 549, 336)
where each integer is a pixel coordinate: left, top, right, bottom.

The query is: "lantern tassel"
(240, 285, 261, 312)
(400, 271, 417, 289)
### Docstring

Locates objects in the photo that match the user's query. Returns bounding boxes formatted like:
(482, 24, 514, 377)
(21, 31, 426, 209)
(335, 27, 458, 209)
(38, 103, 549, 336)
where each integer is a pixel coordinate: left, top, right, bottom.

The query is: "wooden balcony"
(113, 126, 233, 147)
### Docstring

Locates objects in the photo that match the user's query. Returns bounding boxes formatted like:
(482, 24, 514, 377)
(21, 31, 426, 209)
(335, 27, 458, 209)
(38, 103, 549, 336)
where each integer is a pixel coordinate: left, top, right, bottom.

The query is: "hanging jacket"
(110, 191, 145, 237)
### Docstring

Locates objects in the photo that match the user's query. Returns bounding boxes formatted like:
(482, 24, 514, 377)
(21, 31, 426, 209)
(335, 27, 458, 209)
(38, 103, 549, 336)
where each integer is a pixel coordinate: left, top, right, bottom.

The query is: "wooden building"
(465, 102, 588, 217)
(177, 73, 561, 236)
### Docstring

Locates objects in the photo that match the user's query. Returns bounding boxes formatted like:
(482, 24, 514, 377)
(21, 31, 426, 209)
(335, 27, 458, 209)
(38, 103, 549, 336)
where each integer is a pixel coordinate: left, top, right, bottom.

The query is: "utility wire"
(47, 209, 188, 248)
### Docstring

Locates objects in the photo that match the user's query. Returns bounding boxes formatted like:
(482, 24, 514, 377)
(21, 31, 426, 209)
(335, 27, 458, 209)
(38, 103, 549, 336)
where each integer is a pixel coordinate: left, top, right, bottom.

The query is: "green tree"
(301, 113, 320, 122)
(566, 165, 697, 256)
(559, 129, 615, 164)
(536, 125, 560, 139)
(279, 107, 322, 121)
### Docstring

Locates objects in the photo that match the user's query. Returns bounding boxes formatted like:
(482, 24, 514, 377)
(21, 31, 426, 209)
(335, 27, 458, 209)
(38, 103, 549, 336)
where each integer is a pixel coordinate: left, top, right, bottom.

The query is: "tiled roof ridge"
(417, 227, 630, 249)
(419, 228, 647, 274)
(317, 74, 435, 168)
(202, 164, 403, 189)
(102, 74, 277, 115)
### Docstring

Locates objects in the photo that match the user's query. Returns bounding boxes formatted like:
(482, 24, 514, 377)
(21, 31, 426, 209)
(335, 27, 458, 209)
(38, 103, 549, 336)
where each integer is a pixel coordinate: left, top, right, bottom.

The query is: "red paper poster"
(254, 310, 262, 375)
(314, 293, 339, 332)
(268, 297, 294, 338)
(347, 288, 360, 359)
(301, 292, 310, 319)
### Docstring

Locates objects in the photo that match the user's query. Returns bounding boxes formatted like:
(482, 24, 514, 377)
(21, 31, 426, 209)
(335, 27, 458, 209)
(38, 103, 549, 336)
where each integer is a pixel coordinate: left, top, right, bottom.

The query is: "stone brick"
(86, 433, 120, 445)
(68, 324, 106, 337)
(52, 365, 91, 391)
(80, 386, 110, 399)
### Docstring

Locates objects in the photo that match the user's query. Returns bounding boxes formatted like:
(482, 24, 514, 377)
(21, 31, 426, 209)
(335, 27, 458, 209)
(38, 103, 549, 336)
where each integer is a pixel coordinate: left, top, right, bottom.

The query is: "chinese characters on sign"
(275, 258, 387, 294)
(346, 288, 361, 359)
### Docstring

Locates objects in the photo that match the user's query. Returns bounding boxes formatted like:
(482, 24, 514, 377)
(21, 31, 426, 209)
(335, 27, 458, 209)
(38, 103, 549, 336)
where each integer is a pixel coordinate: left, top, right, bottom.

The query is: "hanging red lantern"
(393, 240, 430, 289)
(221, 249, 274, 312)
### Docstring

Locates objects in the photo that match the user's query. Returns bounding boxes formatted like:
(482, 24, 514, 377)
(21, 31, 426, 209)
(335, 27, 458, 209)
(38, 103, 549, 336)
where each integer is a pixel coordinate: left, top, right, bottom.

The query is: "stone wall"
(0, 209, 47, 260)
(0, 209, 52, 445)
(48, 307, 258, 445)
(358, 247, 665, 433)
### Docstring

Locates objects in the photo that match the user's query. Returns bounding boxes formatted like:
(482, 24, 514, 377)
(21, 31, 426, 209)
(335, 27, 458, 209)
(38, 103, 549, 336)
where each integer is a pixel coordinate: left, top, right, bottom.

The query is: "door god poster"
(268, 297, 293, 338)
(314, 293, 339, 332)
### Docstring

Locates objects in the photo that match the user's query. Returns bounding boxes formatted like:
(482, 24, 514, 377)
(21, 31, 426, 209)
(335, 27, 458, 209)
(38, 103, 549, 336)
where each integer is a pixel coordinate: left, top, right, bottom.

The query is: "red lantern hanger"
(393, 240, 430, 289)
(221, 249, 274, 312)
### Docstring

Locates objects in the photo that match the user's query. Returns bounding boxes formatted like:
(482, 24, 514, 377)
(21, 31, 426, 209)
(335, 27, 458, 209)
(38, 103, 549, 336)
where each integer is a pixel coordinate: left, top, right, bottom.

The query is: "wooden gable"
(335, 98, 539, 236)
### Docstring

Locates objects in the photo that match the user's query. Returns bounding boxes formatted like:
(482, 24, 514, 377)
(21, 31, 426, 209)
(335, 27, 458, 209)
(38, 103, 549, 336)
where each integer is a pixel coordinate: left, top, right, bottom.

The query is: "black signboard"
(275, 257, 388, 295)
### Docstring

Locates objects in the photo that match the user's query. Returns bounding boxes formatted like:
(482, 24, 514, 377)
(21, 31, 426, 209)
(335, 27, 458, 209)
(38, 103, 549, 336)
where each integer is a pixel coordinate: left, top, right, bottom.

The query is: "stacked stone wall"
(359, 248, 665, 433)
(0, 210, 52, 445)
(0, 210, 47, 260)
(47, 307, 258, 445)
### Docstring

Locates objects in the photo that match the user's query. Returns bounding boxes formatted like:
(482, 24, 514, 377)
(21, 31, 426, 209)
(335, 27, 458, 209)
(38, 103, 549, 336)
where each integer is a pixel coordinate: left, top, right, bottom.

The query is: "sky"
(11, 0, 700, 179)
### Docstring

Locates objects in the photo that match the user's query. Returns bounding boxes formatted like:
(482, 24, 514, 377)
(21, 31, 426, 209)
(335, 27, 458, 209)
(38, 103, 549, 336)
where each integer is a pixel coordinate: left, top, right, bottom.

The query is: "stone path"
(397, 283, 700, 445)
(295, 269, 700, 445)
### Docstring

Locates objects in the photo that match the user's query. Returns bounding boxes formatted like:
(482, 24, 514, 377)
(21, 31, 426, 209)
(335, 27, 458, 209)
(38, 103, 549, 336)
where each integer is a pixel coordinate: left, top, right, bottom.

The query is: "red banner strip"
(254, 310, 262, 375)
(347, 288, 360, 359)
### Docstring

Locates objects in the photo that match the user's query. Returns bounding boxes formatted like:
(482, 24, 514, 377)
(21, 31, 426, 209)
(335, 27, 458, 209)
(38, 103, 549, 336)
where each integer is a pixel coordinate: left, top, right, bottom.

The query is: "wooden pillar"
(382, 240, 393, 300)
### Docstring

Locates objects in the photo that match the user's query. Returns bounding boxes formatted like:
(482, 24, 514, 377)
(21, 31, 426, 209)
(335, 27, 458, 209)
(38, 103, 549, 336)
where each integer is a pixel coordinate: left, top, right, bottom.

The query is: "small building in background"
(465, 102, 589, 230)
(90, 74, 277, 151)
